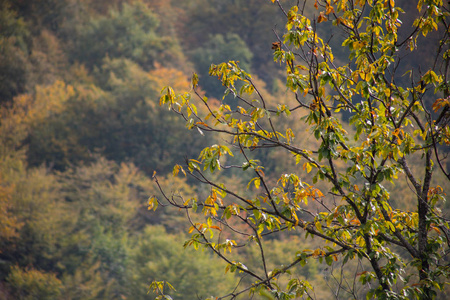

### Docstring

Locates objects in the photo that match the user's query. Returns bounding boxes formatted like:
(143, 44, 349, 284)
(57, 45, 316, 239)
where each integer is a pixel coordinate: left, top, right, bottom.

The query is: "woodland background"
(0, 0, 448, 299)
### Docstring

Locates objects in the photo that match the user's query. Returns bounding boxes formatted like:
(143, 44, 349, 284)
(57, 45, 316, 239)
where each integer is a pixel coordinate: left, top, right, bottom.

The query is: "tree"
(178, 0, 301, 88)
(191, 33, 253, 101)
(152, 0, 450, 299)
(6, 266, 62, 300)
(127, 226, 237, 300)
(71, 0, 186, 71)
(0, 1, 31, 103)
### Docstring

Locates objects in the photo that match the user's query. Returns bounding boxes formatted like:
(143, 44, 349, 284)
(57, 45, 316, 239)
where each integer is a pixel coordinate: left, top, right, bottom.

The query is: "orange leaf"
(326, 3, 335, 15)
(432, 98, 450, 113)
(318, 12, 327, 23)
(210, 226, 222, 231)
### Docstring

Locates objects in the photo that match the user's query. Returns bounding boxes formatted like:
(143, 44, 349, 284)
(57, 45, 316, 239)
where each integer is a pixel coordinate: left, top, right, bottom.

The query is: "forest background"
(0, 0, 448, 299)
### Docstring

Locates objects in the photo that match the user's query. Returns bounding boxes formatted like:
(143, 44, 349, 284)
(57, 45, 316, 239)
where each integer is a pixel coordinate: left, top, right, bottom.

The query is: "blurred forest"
(0, 0, 448, 299)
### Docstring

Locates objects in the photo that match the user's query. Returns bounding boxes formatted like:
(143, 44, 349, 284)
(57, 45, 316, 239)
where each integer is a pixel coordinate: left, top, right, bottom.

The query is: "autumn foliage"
(153, 0, 450, 299)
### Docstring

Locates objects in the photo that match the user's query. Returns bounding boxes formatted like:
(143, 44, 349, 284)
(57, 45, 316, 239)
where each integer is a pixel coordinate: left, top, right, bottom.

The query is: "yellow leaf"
(173, 164, 186, 177)
(254, 178, 261, 189)
(303, 162, 313, 173)
(292, 209, 299, 226)
(387, 221, 395, 232)
(148, 196, 158, 211)
(191, 73, 199, 89)
(315, 221, 323, 233)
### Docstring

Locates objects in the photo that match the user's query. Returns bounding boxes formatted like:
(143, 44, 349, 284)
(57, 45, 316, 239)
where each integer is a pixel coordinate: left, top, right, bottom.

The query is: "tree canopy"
(153, 0, 450, 299)
(0, 0, 449, 299)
